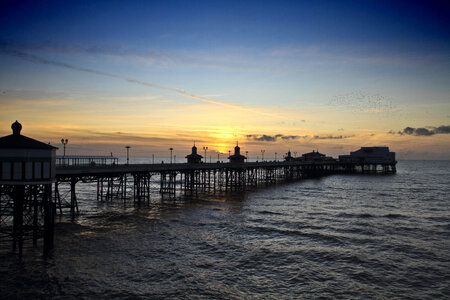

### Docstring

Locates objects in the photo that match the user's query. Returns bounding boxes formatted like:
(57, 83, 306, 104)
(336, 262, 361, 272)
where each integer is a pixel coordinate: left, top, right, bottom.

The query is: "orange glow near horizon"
(1, 91, 449, 160)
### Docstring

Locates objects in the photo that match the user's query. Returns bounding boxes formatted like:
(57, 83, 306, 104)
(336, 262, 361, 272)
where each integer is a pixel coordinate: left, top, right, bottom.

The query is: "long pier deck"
(54, 160, 396, 216)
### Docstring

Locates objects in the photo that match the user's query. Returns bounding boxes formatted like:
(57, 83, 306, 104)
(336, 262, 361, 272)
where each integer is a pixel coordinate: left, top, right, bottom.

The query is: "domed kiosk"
(185, 143, 203, 164)
(228, 142, 246, 164)
(0, 121, 57, 256)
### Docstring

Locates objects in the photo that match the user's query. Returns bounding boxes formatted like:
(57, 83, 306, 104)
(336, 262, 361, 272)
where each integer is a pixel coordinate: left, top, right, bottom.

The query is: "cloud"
(0, 40, 265, 72)
(246, 134, 284, 142)
(397, 125, 450, 136)
(246, 134, 304, 142)
(246, 134, 352, 142)
(0, 45, 277, 117)
(313, 135, 352, 140)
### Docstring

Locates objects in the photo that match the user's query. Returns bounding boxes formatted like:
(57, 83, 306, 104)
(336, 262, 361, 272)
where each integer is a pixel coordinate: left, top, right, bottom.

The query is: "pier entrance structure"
(0, 121, 56, 256)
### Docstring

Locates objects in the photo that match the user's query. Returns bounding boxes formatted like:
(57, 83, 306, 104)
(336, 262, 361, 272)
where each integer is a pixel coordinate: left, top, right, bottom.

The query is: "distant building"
(301, 150, 326, 161)
(228, 143, 246, 163)
(185, 143, 203, 164)
(339, 147, 395, 163)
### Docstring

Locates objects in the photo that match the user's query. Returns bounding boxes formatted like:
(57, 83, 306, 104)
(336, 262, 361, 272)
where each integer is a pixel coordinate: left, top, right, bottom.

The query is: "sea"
(0, 160, 449, 299)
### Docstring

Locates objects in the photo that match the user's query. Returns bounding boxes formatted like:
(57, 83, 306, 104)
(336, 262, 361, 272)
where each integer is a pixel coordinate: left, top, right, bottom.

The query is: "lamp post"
(203, 146, 208, 163)
(294, 152, 297, 158)
(261, 150, 265, 162)
(217, 152, 220, 162)
(61, 138, 68, 156)
(125, 146, 130, 165)
(169, 147, 173, 164)
(152, 154, 154, 164)
(245, 151, 248, 162)
(275, 152, 277, 161)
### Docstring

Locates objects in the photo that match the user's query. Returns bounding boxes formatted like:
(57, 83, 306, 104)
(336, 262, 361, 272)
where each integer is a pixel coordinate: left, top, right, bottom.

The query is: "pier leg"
(33, 186, 38, 246)
(43, 184, 54, 256)
(12, 185, 24, 257)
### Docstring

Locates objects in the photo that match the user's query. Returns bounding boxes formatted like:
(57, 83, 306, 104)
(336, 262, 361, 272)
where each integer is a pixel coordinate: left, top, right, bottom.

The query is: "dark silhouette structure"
(284, 150, 294, 162)
(0, 121, 57, 256)
(185, 143, 203, 164)
(228, 142, 246, 163)
(339, 146, 396, 173)
(301, 150, 326, 161)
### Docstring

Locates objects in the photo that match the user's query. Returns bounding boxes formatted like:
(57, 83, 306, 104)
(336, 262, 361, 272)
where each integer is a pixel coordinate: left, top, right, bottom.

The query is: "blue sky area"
(0, 0, 449, 159)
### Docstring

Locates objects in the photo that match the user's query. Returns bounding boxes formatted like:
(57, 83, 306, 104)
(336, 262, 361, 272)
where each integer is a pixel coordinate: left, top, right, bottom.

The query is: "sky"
(0, 0, 449, 160)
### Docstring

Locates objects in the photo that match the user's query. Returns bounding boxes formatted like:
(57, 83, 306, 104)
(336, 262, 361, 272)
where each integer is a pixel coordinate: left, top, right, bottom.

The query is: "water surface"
(1, 160, 449, 299)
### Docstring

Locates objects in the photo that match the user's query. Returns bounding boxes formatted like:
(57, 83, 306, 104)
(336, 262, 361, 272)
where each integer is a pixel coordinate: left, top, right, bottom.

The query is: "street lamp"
(61, 138, 68, 156)
(261, 150, 265, 162)
(203, 146, 208, 163)
(245, 151, 248, 162)
(275, 152, 277, 161)
(169, 147, 173, 164)
(125, 146, 130, 165)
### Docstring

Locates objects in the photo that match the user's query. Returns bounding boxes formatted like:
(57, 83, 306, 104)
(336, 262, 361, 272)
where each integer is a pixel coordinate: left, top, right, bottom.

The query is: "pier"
(0, 121, 396, 256)
(54, 158, 396, 215)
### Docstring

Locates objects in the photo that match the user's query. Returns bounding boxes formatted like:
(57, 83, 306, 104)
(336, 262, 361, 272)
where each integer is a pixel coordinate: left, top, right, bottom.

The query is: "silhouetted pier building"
(284, 150, 294, 162)
(301, 150, 326, 161)
(185, 144, 203, 164)
(0, 121, 56, 256)
(284, 150, 335, 162)
(339, 147, 396, 173)
(228, 143, 246, 163)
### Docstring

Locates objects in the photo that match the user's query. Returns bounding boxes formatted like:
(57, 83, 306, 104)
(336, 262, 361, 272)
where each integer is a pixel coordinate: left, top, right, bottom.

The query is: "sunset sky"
(0, 0, 449, 160)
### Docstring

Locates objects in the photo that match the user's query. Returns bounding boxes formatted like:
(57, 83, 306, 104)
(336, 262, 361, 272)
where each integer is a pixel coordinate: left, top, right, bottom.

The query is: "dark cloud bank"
(246, 134, 352, 142)
(394, 125, 450, 136)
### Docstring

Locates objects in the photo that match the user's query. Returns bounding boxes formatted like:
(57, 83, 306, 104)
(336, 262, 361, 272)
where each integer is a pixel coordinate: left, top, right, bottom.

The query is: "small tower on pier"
(185, 143, 203, 164)
(228, 142, 246, 163)
(284, 150, 294, 162)
(0, 121, 57, 256)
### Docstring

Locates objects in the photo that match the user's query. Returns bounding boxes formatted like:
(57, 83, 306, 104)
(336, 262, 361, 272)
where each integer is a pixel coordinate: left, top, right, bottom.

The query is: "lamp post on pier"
(203, 146, 208, 163)
(169, 147, 173, 164)
(275, 152, 277, 161)
(61, 138, 68, 156)
(261, 149, 265, 162)
(125, 146, 130, 165)
(246, 151, 248, 162)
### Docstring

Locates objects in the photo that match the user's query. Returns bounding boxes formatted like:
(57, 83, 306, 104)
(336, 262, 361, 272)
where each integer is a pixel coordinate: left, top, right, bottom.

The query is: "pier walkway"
(54, 159, 396, 216)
